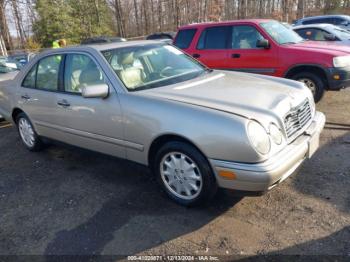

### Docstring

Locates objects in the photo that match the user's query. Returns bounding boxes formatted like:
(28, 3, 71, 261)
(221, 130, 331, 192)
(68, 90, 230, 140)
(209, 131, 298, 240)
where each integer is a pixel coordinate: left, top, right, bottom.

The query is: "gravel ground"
(0, 89, 349, 259)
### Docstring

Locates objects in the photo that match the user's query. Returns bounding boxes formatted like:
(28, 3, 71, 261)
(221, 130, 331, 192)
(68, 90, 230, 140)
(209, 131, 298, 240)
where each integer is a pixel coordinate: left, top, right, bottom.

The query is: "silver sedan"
(0, 41, 325, 206)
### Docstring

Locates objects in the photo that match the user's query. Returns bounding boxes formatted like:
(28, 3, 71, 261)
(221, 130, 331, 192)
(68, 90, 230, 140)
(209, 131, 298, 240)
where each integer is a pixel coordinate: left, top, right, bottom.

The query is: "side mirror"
(82, 83, 109, 98)
(324, 33, 336, 41)
(256, 39, 270, 49)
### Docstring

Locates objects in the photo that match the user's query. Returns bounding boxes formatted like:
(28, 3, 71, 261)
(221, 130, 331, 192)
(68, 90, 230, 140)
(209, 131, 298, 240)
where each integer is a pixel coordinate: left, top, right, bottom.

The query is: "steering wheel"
(160, 66, 173, 78)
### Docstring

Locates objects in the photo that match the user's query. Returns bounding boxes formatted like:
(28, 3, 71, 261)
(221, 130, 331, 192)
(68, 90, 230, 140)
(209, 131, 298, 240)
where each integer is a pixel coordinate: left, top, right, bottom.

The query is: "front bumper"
(327, 67, 350, 90)
(210, 111, 326, 192)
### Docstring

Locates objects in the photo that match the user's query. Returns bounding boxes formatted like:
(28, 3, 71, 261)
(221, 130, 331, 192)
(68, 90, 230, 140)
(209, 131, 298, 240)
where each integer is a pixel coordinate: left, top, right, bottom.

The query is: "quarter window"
(22, 64, 37, 88)
(64, 54, 105, 93)
(36, 55, 62, 91)
(174, 29, 197, 49)
(197, 26, 230, 49)
(231, 25, 264, 49)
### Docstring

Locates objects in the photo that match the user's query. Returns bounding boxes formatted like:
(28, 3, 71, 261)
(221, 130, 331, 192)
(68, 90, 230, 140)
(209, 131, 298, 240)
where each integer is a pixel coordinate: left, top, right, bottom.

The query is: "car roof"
(297, 14, 350, 21)
(38, 40, 163, 56)
(293, 23, 335, 30)
(178, 19, 273, 29)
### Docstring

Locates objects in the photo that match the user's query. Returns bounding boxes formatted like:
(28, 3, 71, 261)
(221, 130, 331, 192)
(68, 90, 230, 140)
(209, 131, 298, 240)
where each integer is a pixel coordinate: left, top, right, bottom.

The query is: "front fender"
(119, 93, 261, 166)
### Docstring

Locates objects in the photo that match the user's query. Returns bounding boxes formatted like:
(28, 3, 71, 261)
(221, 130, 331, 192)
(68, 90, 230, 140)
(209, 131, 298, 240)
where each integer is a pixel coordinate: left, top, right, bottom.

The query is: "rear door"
(18, 54, 64, 138)
(227, 24, 278, 75)
(187, 26, 230, 69)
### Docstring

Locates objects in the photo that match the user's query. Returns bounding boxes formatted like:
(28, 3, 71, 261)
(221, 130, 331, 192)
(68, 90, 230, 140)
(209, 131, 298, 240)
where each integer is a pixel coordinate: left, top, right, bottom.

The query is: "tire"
(153, 141, 217, 206)
(16, 113, 44, 151)
(291, 72, 325, 103)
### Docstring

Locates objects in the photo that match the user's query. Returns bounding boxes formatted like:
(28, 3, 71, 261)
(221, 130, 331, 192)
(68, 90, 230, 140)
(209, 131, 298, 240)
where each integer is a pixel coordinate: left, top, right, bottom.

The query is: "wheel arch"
(148, 133, 208, 169)
(284, 64, 329, 89)
(12, 107, 24, 123)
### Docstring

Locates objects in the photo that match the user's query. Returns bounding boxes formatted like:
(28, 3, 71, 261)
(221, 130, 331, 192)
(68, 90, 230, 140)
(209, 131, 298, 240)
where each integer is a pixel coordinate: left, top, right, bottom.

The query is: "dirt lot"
(0, 89, 349, 259)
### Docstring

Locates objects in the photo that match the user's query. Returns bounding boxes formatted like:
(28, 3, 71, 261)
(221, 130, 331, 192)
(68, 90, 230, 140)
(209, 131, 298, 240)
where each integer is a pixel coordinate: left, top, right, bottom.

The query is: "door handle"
(192, 53, 201, 58)
(21, 94, 30, 100)
(231, 54, 241, 58)
(57, 100, 70, 107)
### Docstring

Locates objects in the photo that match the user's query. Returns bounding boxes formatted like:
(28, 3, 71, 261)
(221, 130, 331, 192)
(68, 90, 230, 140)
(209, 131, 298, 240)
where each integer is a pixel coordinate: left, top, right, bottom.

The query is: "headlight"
(333, 56, 350, 68)
(269, 123, 283, 145)
(247, 121, 271, 155)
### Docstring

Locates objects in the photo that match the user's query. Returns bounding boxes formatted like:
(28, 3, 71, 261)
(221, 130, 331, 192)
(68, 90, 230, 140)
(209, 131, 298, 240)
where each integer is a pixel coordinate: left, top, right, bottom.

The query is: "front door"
(54, 53, 125, 158)
(227, 25, 278, 76)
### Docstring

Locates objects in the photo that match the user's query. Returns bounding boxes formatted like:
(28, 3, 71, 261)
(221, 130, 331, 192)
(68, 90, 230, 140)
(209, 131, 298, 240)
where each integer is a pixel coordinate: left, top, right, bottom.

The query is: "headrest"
(118, 52, 134, 65)
(79, 65, 101, 85)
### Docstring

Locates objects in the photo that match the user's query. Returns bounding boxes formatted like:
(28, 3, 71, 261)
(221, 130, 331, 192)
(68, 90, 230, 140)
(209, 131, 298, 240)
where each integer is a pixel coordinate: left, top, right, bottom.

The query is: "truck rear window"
(174, 29, 197, 49)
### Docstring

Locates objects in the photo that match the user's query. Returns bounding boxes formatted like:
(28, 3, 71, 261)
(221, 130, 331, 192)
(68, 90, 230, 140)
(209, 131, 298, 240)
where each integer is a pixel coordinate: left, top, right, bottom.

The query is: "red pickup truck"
(174, 19, 350, 102)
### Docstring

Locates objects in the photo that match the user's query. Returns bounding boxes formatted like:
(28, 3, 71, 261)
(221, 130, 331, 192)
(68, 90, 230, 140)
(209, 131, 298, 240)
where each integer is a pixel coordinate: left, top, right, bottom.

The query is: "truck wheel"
(292, 72, 325, 103)
(153, 141, 217, 206)
(16, 113, 44, 151)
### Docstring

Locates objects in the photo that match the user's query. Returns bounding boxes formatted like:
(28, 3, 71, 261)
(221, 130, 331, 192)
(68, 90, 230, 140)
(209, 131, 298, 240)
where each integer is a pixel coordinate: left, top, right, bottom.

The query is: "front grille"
(284, 99, 312, 139)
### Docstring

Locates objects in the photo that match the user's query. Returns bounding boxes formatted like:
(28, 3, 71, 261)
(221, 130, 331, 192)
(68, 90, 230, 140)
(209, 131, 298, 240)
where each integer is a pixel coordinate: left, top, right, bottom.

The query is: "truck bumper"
(210, 111, 326, 192)
(327, 67, 350, 90)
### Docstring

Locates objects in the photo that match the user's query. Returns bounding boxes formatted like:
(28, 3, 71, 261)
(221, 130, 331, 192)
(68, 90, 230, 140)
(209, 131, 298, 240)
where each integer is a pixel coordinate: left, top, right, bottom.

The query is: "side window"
(174, 29, 197, 49)
(311, 29, 328, 40)
(296, 28, 327, 41)
(197, 26, 230, 49)
(22, 64, 37, 88)
(64, 54, 105, 93)
(36, 55, 62, 91)
(231, 25, 264, 49)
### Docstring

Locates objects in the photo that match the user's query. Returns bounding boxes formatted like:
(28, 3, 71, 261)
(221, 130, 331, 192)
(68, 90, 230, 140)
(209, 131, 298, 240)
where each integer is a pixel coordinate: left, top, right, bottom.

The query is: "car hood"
(140, 71, 312, 124)
(0, 71, 19, 82)
(287, 40, 350, 54)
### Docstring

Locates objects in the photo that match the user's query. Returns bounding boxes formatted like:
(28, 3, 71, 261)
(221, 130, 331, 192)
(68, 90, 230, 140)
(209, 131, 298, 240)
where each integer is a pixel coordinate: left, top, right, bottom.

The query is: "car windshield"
(260, 21, 304, 44)
(102, 44, 207, 91)
(0, 57, 22, 73)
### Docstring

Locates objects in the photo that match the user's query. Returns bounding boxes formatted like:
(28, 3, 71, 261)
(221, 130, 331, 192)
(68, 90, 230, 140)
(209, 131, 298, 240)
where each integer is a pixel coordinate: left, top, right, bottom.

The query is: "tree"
(33, 0, 114, 47)
(0, 0, 12, 50)
(11, 0, 27, 47)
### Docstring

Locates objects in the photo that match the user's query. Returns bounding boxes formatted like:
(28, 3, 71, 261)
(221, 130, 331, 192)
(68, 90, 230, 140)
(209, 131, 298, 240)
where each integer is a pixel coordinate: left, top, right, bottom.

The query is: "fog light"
(218, 170, 237, 180)
(333, 74, 340, 80)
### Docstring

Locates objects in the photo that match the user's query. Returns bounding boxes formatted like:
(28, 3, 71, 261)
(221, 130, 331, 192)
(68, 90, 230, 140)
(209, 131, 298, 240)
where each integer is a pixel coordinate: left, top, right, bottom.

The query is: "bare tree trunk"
(158, 0, 162, 31)
(11, 0, 27, 47)
(142, 0, 149, 35)
(297, 0, 304, 18)
(133, 0, 140, 35)
(0, 0, 12, 50)
(94, 0, 101, 27)
(150, 0, 155, 33)
(114, 0, 125, 37)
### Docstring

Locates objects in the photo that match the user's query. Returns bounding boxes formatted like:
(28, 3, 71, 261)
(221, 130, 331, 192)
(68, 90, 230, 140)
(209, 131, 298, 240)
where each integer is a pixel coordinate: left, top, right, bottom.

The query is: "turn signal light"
(333, 74, 340, 80)
(218, 170, 237, 180)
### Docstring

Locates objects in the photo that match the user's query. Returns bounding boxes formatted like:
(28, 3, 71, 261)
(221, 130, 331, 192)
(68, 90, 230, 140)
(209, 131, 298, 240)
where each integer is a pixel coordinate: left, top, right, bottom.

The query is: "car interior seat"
(117, 52, 144, 89)
(78, 62, 104, 91)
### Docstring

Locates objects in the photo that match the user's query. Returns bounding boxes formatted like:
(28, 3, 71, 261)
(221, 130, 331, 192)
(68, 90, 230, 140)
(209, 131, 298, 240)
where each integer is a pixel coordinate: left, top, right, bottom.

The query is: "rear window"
(174, 29, 197, 49)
